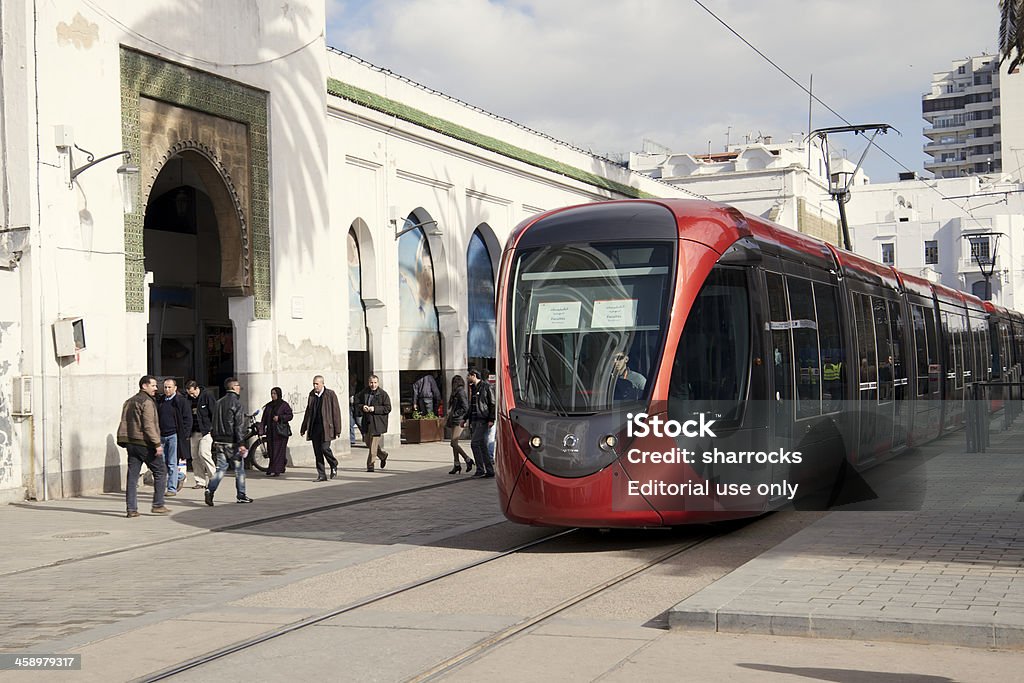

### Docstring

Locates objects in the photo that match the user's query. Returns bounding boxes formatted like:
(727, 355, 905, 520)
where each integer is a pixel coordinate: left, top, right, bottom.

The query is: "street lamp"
(962, 232, 1004, 301)
(68, 146, 141, 214)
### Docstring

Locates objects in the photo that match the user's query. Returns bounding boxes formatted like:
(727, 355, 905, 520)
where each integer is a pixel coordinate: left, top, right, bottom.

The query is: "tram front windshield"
(508, 242, 674, 414)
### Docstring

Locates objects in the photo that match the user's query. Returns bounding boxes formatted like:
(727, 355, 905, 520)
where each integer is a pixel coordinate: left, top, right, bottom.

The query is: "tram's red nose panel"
(498, 428, 663, 527)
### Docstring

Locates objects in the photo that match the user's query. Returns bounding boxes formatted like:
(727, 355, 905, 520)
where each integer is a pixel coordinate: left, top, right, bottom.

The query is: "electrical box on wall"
(53, 317, 86, 357)
(12, 376, 32, 416)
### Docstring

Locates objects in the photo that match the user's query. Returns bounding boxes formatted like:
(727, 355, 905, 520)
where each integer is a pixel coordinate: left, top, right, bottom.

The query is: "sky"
(325, 0, 1000, 182)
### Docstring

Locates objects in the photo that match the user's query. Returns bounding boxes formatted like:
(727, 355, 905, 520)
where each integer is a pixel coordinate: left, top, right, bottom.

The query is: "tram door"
(888, 300, 908, 449)
(853, 293, 879, 463)
(872, 297, 895, 455)
(941, 311, 967, 429)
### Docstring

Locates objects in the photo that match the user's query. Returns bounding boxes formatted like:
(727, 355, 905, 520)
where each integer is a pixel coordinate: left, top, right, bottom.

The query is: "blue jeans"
(208, 443, 246, 499)
(161, 433, 179, 492)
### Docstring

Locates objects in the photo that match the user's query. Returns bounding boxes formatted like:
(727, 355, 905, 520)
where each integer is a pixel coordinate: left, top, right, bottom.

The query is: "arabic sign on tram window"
(591, 299, 638, 329)
(535, 301, 583, 331)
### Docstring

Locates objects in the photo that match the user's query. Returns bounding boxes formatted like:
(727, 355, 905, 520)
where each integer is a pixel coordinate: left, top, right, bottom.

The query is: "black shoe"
(473, 471, 486, 478)
(484, 472, 495, 478)
(366, 466, 375, 472)
(204, 490, 214, 506)
(448, 464, 462, 474)
(314, 476, 328, 482)
(268, 472, 280, 477)
(379, 452, 388, 469)
(330, 468, 337, 479)
(236, 495, 254, 503)
(465, 459, 474, 473)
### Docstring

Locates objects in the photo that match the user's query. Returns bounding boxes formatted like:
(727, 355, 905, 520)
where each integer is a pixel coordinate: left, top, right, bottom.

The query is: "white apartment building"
(629, 137, 869, 246)
(923, 55, 1004, 179)
(846, 175, 1024, 309)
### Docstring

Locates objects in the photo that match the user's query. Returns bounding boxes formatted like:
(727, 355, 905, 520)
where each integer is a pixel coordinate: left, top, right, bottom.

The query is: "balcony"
(958, 255, 1001, 274)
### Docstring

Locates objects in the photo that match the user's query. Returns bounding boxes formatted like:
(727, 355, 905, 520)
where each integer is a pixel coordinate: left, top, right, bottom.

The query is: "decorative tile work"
(326, 78, 655, 200)
(120, 49, 271, 318)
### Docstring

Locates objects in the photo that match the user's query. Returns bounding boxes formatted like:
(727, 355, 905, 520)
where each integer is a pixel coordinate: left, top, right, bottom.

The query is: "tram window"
(924, 306, 939, 393)
(888, 299, 906, 400)
(668, 267, 749, 421)
(874, 297, 894, 403)
(912, 305, 930, 397)
(854, 293, 877, 392)
(815, 282, 844, 412)
(766, 273, 794, 403)
(787, 277, 820, 418)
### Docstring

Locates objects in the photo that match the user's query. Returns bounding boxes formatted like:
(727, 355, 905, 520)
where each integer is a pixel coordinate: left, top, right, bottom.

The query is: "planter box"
(403, 417, 445, 443)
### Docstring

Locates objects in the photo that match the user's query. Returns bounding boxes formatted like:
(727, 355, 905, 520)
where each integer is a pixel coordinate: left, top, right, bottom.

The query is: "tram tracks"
(3, 477, 473, 580)
(136, 527, 722, 682)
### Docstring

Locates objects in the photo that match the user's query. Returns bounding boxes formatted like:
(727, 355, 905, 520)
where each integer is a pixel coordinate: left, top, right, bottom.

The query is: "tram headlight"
(529, 435, 543, 449)
(600, 434, 617, 451)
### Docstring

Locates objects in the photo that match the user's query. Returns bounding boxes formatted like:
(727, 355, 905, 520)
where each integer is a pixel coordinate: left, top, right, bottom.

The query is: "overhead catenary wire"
(689, 0, 994, 230)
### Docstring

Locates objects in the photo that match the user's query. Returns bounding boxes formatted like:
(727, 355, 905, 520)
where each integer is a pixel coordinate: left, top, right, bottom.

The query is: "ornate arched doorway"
(467, 228, 497, 376)
(143, 149, 248, 395)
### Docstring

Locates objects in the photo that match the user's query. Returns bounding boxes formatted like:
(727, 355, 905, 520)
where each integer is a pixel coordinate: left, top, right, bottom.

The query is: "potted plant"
(402, 410, 446, 443)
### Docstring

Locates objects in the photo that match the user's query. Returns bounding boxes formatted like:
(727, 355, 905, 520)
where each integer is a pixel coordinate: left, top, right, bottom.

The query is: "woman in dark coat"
(260, 387, 293, 476)
(446, 375, 473, 474)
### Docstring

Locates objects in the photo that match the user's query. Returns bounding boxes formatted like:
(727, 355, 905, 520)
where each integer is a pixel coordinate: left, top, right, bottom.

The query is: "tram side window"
(912, 305, 930, 397)
(815, 282, 844, 412)
(668, 267, 750, 421)
(854, 293, 877, 392)
(787, 276, 820, 419)
(766, 273, 794, 403)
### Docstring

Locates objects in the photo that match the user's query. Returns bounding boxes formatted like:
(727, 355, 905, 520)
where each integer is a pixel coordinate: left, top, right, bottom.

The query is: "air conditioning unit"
(12, 376, 32, 416)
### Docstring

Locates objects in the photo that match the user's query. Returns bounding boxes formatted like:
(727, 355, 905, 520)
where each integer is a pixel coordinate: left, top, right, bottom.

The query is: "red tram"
(494, 199, 1024, 527)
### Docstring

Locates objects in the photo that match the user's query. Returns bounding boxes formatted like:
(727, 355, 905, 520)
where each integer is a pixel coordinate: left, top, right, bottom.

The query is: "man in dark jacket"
(412, 373, 441, 416)
(117, 375, 169, 517)
(467, 369, 496, 478)
(158, 378, 193, 496)
(300, 374, 342, 481)
(185, 380, 216, 489)
(205, 377, 252, 506)
(355, 374, 392, 472)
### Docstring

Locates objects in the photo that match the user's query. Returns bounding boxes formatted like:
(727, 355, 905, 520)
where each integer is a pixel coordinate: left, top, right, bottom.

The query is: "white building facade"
(629, 138, 869, 246)
(846, 175, 1024, 309)
(0, 1, 691, 502)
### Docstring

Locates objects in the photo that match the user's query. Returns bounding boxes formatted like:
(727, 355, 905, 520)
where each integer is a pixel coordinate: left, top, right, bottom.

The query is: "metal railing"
(965, 367, 1024, 453)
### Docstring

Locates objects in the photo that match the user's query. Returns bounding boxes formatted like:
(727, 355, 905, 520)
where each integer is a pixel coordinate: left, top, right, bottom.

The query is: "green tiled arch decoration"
(120, 48, 271, 319)
(327, 78, 655, 200)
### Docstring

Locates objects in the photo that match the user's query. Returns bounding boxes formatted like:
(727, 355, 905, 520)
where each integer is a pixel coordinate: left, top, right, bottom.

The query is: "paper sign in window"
(591, 299, 637, 328)
(536, 301, 583, 330)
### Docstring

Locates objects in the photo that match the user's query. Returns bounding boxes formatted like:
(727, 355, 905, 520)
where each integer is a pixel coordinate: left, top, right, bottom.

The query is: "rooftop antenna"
(807, 123, 899, 251)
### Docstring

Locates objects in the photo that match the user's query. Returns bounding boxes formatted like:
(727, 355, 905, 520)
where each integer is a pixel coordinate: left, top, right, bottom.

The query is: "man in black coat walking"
(300, 375, 343, 481)
(467, 369, 496, 478)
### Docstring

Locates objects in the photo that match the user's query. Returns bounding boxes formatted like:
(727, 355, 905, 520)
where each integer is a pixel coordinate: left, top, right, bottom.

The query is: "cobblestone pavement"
(0, 442, 512, 653)
(671, 412, 1024, 649)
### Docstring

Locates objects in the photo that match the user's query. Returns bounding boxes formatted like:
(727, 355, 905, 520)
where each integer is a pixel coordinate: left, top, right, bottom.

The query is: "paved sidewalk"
(670, 414, 1024, 649)
(0, 439, 465, 577)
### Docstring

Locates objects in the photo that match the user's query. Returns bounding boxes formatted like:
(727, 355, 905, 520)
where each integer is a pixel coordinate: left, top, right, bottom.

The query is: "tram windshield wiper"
(522, 351, 569, 416)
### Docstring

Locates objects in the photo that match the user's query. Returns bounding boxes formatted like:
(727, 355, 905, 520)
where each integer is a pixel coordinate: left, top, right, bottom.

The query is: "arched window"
(347, 228, 367, 352)
(467, 230, 496, 366)
(398, 215, 441, 371)
(971, 279, 991, 301)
